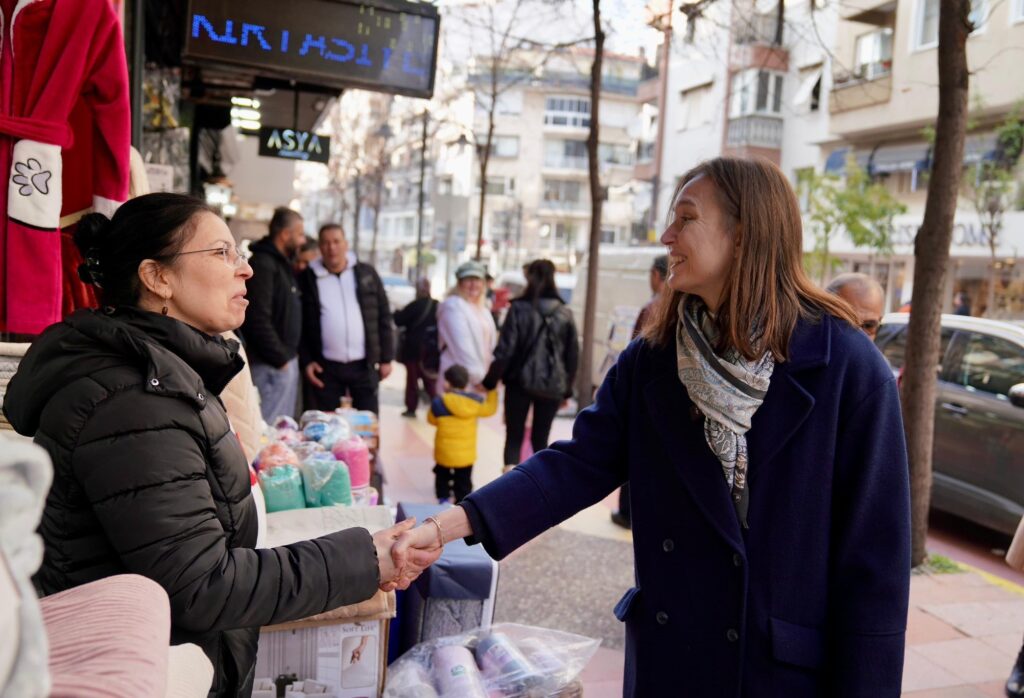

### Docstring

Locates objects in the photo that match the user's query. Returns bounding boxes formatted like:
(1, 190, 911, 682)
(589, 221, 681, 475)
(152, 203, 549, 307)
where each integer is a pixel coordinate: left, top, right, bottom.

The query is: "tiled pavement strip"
(377, 366, 1024, 697)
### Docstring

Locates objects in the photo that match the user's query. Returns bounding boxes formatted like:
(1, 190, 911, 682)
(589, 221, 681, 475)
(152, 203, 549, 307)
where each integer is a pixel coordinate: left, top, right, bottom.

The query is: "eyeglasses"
(174, 245, 248, 270)
(860, 320, 880, 333)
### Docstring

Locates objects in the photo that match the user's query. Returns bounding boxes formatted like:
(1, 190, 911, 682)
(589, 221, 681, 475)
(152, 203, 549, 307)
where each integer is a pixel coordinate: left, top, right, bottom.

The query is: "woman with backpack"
(482, 259, 579, 472)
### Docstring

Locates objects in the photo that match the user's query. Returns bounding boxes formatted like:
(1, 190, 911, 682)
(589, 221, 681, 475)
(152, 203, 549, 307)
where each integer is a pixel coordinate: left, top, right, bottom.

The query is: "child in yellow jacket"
(427, 364, 498, 503)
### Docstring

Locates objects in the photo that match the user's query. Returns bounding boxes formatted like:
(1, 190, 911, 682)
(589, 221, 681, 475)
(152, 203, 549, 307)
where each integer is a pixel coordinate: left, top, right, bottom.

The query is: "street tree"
(901, 0, 973, 567)
(577, 0, 606, 410)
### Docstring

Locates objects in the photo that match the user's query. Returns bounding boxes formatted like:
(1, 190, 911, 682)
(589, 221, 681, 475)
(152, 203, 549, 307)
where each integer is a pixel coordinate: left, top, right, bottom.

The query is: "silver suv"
(876, 313, 1024, 535)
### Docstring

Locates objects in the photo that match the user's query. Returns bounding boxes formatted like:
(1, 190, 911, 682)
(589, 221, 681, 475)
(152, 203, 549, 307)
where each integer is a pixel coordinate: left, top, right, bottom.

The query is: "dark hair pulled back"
(74, 193, 216, 307)
(520, 259, 561, 306)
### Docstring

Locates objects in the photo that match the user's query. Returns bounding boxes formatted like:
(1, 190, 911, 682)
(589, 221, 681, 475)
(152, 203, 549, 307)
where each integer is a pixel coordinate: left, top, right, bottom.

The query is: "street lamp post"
(415, 110, 429, 284)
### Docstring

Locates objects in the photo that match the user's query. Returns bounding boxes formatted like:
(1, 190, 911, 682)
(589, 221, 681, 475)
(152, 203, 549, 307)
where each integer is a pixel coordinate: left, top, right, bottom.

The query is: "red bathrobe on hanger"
(0, 0, 129, 334)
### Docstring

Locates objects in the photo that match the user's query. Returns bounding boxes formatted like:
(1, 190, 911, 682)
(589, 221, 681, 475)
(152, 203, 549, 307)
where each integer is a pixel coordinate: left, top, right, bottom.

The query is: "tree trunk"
(476, 117, 495, 261)
(577, 0, 604, 410)
(773, 0, 784, 46)
(352, 174, 362, 257)
(901, 0, 971, 567)
(371, 172, 383, 267)
(988, 240, 998, 316)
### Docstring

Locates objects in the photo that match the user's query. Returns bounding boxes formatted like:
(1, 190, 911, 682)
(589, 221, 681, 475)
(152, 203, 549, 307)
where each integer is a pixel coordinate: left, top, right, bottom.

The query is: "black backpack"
(517, 306, 569, 401)
(419, 321, 441, 379)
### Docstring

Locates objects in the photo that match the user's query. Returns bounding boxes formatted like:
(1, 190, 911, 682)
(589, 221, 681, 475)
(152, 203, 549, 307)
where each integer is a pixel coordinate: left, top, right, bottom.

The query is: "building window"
(544, 97, 592, 128)
(599, 142, 634, 166)
(679, 84, 713, 130)
(916, 0, 985, 48)
(543, 179, 583, 204)
(544, 139, 588, 169)
(554, 221, 577, 242)
(729, 69, 784, 118)
(476, 176, 515, 196)
(600, 227, 617, 244)
(488, 135, 519, 158)
(855, 28, 893, 80)
(1015, 0, 1024, 22)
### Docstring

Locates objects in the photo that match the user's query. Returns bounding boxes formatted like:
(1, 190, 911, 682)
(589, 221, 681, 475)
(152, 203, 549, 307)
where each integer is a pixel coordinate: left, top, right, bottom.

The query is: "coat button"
(656, 611, 669, 625)
(726, 628, 739, 642)
(662, 539, 674, 553)
(733, 553, 743, 567)
(150, 378, 160, 387)
(197, 393, 205, 401)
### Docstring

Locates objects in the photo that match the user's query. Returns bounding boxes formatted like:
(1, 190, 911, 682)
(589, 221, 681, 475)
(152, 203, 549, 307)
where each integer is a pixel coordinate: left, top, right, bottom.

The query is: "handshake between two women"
(371, 516, 449, 592)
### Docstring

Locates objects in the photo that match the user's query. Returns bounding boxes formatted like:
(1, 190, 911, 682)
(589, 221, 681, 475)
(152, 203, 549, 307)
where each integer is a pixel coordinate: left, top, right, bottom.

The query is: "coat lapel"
(642, 314, 832, 543)
(746, 315, 830, 484)
(644, 356, 744, 551)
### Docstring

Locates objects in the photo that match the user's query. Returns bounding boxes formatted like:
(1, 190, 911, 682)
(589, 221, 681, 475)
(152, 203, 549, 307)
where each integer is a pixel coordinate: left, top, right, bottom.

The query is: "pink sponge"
(332, 437, 370, 488)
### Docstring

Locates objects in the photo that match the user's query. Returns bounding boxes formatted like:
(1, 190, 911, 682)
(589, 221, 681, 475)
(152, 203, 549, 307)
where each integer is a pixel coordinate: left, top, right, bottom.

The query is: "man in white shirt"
(297, 224, 394, 414)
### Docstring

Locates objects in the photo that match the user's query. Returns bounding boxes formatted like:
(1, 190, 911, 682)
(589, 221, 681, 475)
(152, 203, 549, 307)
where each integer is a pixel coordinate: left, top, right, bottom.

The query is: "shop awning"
(866, 143, 930, 174)
(824, 147, 869, 173)
(963, 132, 999, 165)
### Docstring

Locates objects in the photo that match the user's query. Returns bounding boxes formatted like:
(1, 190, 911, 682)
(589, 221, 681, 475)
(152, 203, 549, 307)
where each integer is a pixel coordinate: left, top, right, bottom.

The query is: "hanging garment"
(0, 0, 130, 334)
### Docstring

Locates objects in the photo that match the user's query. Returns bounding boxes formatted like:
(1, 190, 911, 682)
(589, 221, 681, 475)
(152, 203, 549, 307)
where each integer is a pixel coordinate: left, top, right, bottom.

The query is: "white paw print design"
(12, 158, 52, 197)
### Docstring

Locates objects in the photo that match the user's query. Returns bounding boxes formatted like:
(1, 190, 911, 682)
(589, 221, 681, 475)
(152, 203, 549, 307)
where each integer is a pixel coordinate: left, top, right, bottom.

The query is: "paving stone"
(915, 638, 1014, 684)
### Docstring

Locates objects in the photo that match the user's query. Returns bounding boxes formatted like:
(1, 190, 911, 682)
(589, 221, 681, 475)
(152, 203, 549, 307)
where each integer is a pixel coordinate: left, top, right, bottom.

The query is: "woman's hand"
(373, 518, 417, 591)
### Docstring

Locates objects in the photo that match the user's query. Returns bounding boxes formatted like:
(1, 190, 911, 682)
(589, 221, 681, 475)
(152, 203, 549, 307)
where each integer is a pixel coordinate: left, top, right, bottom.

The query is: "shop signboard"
(258, 126, 330, 163)
(184, 0, 440, 98)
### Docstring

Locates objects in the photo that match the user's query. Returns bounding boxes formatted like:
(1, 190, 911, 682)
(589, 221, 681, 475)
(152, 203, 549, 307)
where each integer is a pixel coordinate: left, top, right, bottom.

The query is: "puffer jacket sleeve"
(71, 404, 380, 633)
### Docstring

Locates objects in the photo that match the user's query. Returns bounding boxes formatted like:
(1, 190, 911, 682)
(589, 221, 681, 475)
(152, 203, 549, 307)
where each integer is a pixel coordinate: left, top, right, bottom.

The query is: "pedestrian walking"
(1002, 520, 1024, 695)
(394, 278, 439, 417)
(437, 261, 497, 390)
(482, 259, 578, 473)
(1, 194, 430, 698)
(241, 206, 305, 420)
(427, 365, 498, 503)
(611, 254, 667, 529)
(826, 272, 885, 340)
(297, 224, 394, 414)
(393, 158, 911, 697)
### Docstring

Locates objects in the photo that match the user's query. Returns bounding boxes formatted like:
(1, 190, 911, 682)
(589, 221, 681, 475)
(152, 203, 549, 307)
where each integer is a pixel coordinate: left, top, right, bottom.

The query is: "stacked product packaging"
(254, 409, 379, 513)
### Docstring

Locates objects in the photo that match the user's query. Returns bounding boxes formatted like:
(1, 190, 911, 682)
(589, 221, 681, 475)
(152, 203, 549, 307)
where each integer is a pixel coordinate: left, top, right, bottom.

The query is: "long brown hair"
(641, 157, 858, 362)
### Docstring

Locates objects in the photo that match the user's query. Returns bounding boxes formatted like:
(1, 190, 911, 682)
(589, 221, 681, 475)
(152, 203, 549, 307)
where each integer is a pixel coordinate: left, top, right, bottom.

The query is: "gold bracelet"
(424, 516, 445, 548)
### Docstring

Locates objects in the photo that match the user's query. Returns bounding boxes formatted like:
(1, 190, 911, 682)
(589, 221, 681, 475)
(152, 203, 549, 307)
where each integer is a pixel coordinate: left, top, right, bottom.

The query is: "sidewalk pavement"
(376, 366, 1024, 697)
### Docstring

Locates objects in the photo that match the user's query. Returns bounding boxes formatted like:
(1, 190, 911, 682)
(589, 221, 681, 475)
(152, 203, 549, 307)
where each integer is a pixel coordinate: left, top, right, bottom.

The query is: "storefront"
(811, 210, 1024, 319)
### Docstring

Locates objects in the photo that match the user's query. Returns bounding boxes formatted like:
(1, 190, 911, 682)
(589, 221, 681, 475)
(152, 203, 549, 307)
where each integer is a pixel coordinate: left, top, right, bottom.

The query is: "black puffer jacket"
(241, 236, 302, 366)
(483, 297, 579, 398)
(2, 308, 380, 698)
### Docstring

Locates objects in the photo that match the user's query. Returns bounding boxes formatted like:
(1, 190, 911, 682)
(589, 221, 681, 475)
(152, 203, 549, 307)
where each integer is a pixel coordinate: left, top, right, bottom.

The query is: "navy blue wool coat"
(461, 312, 911, 697)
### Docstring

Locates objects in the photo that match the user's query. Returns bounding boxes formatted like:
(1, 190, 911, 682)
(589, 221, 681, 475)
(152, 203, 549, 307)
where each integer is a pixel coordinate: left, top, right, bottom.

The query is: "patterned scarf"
(675, 296, 774, 528)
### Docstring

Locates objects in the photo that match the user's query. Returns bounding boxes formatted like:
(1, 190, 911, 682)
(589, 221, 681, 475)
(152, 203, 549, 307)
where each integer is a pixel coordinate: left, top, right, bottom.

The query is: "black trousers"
(312, 359, 380, 414)
(503, 383, 560, 466)
(434, 464, 474, 503)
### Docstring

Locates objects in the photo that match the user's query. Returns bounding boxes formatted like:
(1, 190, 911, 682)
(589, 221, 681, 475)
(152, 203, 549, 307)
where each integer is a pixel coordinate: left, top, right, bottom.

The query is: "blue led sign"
(184, 0, 439, 98)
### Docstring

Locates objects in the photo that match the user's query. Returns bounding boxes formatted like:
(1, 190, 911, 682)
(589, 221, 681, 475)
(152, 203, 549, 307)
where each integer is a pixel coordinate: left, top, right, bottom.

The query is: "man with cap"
(437, 261, 498, 392)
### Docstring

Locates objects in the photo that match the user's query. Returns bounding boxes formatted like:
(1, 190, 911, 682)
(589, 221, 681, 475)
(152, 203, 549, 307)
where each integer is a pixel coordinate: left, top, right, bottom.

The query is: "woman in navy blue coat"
(396, 157, 911, 697)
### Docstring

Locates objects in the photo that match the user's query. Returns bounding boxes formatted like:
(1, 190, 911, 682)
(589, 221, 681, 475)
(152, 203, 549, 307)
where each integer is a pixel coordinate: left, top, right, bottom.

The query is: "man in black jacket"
(298, 224, 394, 414)
(241, 207, 306, 419)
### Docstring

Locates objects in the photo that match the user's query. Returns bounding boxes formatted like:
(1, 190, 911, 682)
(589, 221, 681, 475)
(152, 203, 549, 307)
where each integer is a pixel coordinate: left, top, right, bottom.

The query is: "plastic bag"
(384, 623, 599, 698)
(254, 442, 298, 472)
(302, 420, 348, 449)
(272, 415, 299, 431)
(292, 441, 327, 461)
(299, 454, 353, 507)
(300, 410, 332, 427)
(258, 465, 306, 513)
(333, 437, 371, 488)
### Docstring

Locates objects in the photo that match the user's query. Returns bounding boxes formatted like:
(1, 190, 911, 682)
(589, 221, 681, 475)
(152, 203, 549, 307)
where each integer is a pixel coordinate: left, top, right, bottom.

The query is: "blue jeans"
(251, 358, 299, 421)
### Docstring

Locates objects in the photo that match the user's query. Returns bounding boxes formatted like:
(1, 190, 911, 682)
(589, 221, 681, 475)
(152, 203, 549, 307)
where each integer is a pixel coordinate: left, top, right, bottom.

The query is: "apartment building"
(825, 0, 1024, 315)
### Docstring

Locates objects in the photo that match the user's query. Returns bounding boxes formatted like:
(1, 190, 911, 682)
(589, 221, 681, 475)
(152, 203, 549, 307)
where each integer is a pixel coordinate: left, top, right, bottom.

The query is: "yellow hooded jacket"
(427, 389, 499, 467)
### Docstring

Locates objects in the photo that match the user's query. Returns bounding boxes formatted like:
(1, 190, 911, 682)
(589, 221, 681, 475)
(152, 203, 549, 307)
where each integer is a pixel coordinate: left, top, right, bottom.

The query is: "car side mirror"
(1011, 384, 1024, 409)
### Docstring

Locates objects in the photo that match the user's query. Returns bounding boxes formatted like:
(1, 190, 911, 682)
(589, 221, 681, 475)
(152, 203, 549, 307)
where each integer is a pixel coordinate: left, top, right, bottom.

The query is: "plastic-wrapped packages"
(384, 624, 599, 698)
(276, 429, 301, 443)
(292, 441, 327, 461)
(254, 442, 298, 472)
(299, 454, 353, 507)
(272, 415, 300, 431)
(299, 410, 332, 427)
(302, 420, 348, 449)
(350, 486, 379, 507)
(333, 437, 370, 488)
(258, 465, 306, 513)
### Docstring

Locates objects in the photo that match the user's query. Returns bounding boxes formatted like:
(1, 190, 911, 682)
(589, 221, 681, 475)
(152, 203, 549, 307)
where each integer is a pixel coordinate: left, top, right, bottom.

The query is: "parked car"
(875, 313, 1024, 534)
(379, 274, 416, 311)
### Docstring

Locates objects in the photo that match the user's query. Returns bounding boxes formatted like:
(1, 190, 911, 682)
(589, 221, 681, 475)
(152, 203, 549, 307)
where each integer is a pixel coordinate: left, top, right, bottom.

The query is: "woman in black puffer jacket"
(482, 259, 579, 470)
(2, 194, 433, 698)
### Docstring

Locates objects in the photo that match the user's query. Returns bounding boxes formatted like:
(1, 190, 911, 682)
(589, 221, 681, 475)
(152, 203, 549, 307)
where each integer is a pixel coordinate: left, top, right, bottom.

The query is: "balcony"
(544, 155, 589, 171)
(725, 114, 783, 149)
(829, 72, 893, 115)
(538, 198, 589, 215)
(732, 12, 781, 46)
